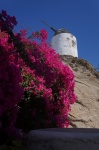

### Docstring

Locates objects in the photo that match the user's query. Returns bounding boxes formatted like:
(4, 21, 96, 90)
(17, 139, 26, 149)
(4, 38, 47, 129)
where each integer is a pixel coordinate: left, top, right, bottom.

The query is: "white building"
(51, 28, 78, 57)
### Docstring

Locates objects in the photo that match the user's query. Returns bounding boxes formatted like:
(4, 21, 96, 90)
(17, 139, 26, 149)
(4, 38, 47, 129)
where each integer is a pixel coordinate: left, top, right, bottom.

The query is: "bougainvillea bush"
(16, 30, 77, 131)
(0, 12, 23, 144)
(0, 10, 76, 141)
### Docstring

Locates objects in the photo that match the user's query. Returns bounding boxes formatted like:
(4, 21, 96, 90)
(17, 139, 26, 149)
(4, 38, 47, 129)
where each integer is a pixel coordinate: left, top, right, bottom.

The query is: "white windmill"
(42, 20, 78, 57)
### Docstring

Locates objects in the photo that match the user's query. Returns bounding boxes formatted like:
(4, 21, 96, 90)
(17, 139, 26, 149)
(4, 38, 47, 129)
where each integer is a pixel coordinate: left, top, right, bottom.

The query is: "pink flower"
(20, 29, 28, 37)
(36, 84, 44, 91)
(40, 29, 48, 42)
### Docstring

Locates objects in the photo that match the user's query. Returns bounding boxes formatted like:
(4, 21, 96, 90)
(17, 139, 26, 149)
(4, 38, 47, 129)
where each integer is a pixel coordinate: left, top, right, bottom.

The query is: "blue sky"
(0, 0, 99, 68)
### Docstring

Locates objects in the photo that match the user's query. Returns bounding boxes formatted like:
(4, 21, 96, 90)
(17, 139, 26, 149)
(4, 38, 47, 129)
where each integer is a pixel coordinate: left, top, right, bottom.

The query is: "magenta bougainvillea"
(0, 32, 23, 139)
(0, 10, 77, 139)
(0, 11, 23, 142)
(16, 27, 76, 131)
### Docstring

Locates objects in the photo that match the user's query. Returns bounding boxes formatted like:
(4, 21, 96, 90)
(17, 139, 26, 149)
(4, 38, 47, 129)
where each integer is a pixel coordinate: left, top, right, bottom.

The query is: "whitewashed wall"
(51, 33, 78, 57)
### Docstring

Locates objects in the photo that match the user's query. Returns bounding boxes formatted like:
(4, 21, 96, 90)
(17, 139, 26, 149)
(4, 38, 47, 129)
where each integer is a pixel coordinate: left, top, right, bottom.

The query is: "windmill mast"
(42, 20, 57, 33)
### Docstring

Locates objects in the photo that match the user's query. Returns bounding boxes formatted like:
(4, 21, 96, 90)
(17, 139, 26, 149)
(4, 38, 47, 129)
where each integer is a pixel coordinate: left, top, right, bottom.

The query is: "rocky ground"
(60, 55, 99, 128)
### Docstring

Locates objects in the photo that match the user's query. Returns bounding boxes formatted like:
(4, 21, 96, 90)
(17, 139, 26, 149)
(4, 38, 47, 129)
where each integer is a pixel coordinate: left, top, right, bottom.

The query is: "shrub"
(0, 10, 77, 138)
(16, 29, 77, 131)
(0, 11, 23, 144)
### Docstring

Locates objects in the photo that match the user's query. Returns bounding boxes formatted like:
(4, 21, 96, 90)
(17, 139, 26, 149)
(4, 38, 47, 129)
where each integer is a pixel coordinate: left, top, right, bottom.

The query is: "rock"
(26, 128, 99, 150)
(60, 55, 99, 128)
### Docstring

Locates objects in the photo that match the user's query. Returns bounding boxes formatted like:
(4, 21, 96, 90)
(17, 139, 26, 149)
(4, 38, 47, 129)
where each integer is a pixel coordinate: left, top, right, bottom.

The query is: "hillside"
(60, 55, 99, 128)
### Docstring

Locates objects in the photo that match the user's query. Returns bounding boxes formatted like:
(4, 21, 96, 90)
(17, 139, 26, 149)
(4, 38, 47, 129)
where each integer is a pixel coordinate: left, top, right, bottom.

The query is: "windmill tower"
(42, 21, 78, 57)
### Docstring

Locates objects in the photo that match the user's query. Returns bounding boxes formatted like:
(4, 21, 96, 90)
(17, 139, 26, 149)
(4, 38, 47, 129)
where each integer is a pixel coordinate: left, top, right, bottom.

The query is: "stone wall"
(26, 128, 99, 150)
